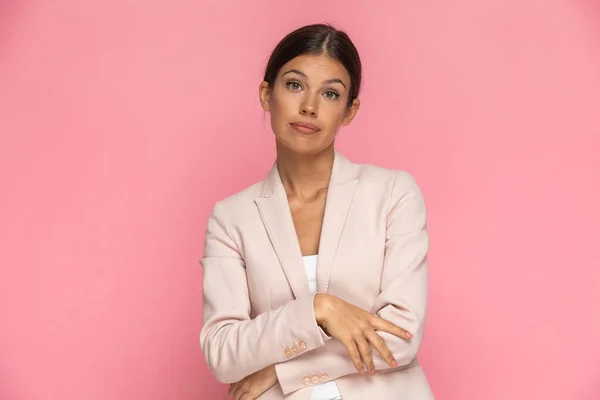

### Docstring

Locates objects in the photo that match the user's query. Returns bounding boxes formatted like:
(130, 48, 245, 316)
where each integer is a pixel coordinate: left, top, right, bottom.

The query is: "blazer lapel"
(255, 163, 310, 299)
(316, 150, 358, 293)
(254, 149, 358, 299)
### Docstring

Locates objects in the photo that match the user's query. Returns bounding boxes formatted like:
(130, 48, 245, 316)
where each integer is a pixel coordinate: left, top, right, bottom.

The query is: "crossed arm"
(200, 171, 429, 395)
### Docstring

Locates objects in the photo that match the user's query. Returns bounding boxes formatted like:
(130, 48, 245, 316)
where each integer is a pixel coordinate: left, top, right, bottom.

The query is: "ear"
(259, 81, 272, 111)
(341, 98, 360, 126)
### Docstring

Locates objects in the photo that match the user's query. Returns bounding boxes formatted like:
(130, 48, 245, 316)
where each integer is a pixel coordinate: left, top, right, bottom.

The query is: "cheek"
(269, 105, 292, 138)
(321, 105, 347, 128)
(269, 107, 288, 130)
(270, 94, 296, 121)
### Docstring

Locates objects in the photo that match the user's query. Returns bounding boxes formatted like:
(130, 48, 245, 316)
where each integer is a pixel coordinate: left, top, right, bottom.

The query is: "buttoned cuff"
(276, 293, 328, 360)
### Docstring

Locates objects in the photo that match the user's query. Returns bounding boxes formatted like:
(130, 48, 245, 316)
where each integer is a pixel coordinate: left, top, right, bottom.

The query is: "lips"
(290, 122, 321, 134)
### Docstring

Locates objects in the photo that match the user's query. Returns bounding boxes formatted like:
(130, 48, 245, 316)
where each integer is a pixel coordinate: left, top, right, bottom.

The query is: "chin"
(276, 137, 332, 156)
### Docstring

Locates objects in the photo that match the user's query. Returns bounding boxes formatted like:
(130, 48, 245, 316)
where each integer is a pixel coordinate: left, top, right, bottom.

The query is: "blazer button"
(311, 375, 320, 384)
(284, 348, 292, 357)
(302, 376, 311, 385)
(291, 344, 299, 354)
(298, 340, 306, 350)
(320, 374, 329, 382)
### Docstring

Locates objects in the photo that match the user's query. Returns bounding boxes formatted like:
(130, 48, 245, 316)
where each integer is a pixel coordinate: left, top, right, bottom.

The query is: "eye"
(286, 81, 302, 91)
(323, 91, 340, 100)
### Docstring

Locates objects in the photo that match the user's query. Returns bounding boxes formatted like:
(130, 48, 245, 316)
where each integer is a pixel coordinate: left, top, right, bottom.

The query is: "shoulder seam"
(386, 171, 400, 217)
(213, 200, 237, 247)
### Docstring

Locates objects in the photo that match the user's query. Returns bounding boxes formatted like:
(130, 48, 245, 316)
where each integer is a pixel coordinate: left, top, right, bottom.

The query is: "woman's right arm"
(274, 172, 429, 395)
(199, 201, 330, 384)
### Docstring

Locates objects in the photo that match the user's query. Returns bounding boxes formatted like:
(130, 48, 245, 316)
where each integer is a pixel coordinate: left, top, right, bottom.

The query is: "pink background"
(1, 1, 599, 399)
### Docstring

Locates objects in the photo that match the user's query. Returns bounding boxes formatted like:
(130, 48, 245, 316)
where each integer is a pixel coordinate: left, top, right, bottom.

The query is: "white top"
(302, 255, 343, 400)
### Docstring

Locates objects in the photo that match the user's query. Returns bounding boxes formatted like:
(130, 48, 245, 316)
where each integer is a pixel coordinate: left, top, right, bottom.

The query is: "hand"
(228, 364, 278, 400)
(314, 293, 413, 376)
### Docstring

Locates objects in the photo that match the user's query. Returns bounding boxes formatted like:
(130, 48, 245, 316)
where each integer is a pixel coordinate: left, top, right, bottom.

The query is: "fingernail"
(370, 369, 375, 376)
(392, 360, 398, 368)
(406, 332, 413, 338)
(359, 368, 364, 375)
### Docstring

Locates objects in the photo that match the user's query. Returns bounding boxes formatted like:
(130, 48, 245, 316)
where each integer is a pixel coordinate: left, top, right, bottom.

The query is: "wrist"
(313, 293, 329, 325)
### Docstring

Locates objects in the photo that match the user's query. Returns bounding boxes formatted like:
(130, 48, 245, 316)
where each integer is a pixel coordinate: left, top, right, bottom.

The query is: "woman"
(200, 23, 435, 400)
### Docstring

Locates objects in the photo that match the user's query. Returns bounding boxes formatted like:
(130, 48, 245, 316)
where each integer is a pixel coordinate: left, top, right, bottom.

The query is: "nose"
(300, 100, 318, 117)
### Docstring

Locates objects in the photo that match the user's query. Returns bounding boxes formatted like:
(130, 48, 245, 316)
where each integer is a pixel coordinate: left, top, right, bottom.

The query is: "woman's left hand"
(228, 364, 278, 400)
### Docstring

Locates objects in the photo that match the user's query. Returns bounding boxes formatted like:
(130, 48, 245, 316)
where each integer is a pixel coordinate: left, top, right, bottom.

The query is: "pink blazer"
(199, 149, 435, 399)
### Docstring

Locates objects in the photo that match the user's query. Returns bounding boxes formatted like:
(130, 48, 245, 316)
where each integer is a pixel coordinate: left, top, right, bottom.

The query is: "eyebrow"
(282, 69, 347, 89)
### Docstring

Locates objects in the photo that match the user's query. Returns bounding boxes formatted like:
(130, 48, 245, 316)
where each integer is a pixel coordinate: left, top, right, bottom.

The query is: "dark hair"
(263, 23, 362, 108)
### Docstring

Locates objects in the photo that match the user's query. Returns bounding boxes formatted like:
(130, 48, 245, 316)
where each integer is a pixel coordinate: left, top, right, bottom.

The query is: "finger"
(370, 315, 413, 340)
(342, 338, 364, 375)
(228, 382, 239, 397)
(355, 333, 375, 375)
(365, 329, 397, 368)
(239, 394, 253, 400)
(232, 383, 246, 400)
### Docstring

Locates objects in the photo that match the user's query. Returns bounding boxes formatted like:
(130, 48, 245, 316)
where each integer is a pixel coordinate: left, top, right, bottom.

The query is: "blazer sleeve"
(199, 200, 330, 384)
(274, 171, 429, 395)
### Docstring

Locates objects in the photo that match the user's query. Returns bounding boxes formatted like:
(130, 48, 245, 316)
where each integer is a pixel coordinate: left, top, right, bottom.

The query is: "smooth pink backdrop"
(1, 1, 599, 399)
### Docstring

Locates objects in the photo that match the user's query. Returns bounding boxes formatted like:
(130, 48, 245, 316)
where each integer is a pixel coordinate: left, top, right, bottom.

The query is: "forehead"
(279, 54, 350, 82)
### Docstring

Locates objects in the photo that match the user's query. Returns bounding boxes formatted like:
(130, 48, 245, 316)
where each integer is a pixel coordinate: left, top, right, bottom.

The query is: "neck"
(275, 143, 334, 199)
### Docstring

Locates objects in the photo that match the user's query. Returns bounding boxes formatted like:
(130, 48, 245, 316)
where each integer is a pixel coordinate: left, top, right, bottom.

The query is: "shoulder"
(351, 161, 427, 222)
(207, 179, 262, 223)
(353, 161, 422, 195)
(349, 164, 428, 237)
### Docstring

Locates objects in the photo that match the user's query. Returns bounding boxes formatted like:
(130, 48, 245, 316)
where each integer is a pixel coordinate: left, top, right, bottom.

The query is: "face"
(259, 54, 360, 155)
